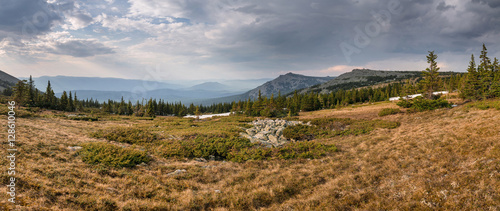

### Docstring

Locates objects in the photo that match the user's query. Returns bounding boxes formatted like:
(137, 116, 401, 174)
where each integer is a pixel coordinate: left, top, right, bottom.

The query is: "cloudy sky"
(1, 0, 499, 81)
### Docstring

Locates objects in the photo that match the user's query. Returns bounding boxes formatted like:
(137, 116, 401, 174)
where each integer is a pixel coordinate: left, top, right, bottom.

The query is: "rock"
(67, 146, 83, 151)
(276, 128, 284, 136)
(195, 158, 207, 162)
(167, 169, 186, 176)
(268, 135, 278, 144)
(209, 155, 215, 161)
(255, 133, 267, 140)
(246, 129, 256, 136)
(240, 133, 252, 140)
(240, 119, 309, 147)
(215, 190, 222, 193)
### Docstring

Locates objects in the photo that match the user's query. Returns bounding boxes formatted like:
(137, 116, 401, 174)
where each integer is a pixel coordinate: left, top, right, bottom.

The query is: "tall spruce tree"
(45, 81, 56, 109)
(461, 54, 481, 100)
(59, 91, 68, 111)
(422, 51, 440, 99)
(478, 44, 493, 98)
(68, 91, 74, 112)
(13, 80, 28, 107)
(27, 76, 35, 106)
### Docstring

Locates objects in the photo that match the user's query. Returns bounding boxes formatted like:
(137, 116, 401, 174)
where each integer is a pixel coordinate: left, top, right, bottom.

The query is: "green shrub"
(397, 98, 451, 112)
(158, 134, 336, 162)
(396, 100, 413, 108)
(160, 135, 254, 160)
(80, 142, 150, 168)
(283, 125, 316, 141)
(378, 108, 401, 117)
(69, 116, 98, 121)
(467, 100, 500, 110)
(90, 127, 158, 144)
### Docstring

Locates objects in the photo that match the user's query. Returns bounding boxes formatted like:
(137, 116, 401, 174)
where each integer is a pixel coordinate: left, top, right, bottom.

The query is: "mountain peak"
(246, 73, 334, 99)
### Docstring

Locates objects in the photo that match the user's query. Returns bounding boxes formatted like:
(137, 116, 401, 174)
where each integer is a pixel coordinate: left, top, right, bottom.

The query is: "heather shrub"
(378, 108, 401, 116)
(90, 127, 158, 144)
(80, 142, 150, 168)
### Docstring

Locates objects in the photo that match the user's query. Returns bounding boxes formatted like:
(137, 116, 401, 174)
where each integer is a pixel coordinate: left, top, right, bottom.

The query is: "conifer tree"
(59, 91, 68, 111)
(44, 81, 56, 109)
(146, 98, 156, 118)
(68, 91, 74, 112)
(478, 44, 493, 98)
(13, 80, 28, 107)
(461, 54, 481, 100)
(27, 76, 35, 106)
(422, 51, 440, 99)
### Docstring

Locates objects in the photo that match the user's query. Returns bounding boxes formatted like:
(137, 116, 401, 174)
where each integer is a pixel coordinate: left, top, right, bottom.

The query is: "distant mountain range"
(0, 70, 19, 91)
(30, 76, 184, 93)
(198, 73, 335, 104)
(186, 82, 230, 91)
(6, 69, 456, 105)
(26, 76, 271, 104)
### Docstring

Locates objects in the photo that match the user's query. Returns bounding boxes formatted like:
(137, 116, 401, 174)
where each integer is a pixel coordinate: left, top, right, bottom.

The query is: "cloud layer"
(1, 0, 499, 80)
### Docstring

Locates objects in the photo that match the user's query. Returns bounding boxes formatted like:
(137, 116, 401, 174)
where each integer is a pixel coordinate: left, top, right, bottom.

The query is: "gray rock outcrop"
(240, 119, 310, 147)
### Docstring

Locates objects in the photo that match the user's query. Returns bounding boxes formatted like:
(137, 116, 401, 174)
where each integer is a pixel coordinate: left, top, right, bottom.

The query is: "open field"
(1, 100, 500, 210)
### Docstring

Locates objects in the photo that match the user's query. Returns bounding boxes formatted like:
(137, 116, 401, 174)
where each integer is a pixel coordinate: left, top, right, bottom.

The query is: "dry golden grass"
(0, 101, 499, 210)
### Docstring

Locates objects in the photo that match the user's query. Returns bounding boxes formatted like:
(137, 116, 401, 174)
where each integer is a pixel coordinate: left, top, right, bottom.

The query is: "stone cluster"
(240, 119, 308, 147)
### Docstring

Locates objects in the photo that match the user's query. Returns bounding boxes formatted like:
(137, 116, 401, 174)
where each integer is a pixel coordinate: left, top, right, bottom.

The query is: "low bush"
(283, 125, 316, 141)
(80, 142, 150, 168)
(159, 134, 336, 162)
(378, 108, 401, 117)
(397, 98, 451, 111)
(69, 116, 98, 121)
(90, 127, 159, 144)
(466, 100, 500, 110)
(160, 135, 254, 160)
(396, 100, 413, 108)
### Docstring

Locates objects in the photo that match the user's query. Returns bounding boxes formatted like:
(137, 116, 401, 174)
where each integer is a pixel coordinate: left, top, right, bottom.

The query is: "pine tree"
(422, 51, 440, 99)
(146, 99, 156, 118)
(490, 57, 500, 98)
(461, 54, 481, 100)
(13, 80, 28, 107)
(59, 91, 68, 111)
(44, 81, 56, 109)
(27, 76, 36, 106)
(68, 91, 75, 112)
(478, 44, 493, 98)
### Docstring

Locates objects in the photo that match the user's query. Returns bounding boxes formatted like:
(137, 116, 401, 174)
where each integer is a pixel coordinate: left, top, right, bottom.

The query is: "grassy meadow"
(1, 99, 500, 210)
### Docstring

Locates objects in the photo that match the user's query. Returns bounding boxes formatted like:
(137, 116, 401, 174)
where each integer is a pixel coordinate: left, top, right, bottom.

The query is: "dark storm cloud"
(472, 0, 500, 8)
(0, 0, 65, 38)
(47, 40, 115, 57)
(436, 2, 455, 11)
(143, 0, 497, 69)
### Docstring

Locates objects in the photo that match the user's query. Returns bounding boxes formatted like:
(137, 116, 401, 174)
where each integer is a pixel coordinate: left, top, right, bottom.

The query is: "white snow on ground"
(184, 112, 232, 119)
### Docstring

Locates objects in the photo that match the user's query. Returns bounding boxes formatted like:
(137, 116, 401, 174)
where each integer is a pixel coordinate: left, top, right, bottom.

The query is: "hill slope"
(0, 70, 20, 91)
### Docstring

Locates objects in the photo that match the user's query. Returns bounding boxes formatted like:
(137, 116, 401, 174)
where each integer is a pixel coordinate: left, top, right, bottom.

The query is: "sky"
(0, 0, 499, 81)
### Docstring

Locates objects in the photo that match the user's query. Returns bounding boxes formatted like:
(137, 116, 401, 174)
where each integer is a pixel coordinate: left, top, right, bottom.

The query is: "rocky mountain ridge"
(299, 69, 422, 94)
